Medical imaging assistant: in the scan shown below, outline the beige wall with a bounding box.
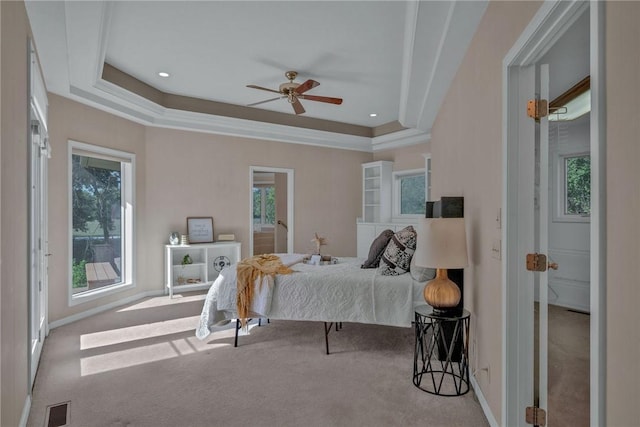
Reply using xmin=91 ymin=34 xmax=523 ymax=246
xmin=1 ymin=2 xmax=30 ymax=425
xmin=374 ymin=142 xmax=430 ymax=171
xmin=605 ymin=3 xmax=640 ymax=426
xmin=46 ymin=95 xmax=371 ymax=323
xmin=47 ymin=94 xmax=147 ymax=322
xmin=428 ymin=0 xmax=542 ymax=419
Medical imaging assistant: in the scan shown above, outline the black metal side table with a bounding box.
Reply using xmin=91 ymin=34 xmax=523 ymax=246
xmin=413 ymin=305 xmax=470 ymax=396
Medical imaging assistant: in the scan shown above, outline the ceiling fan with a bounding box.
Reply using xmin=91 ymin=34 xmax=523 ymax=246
xmin=246 ymin=71 xmax=343 ymax=115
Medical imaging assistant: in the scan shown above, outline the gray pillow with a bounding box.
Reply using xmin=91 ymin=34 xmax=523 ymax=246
xmin=410 ymin=255 xmax=436 ymax=282
xmin=361 ymin=229 xmax=395 ymax=268
xmin=378 ymin=226 xmax=417 ymax=276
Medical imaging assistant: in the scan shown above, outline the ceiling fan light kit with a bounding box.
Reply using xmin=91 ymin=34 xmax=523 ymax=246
xmin=247 ymin=71 xmax=342 ymax=115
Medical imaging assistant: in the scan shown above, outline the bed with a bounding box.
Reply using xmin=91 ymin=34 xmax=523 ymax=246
xmin=195 ymin=253 xmax=428 ymax=352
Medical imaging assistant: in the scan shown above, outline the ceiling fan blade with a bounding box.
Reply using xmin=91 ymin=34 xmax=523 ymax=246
xmin=246 ymin=84 xmax=282 ymax=95
xmin=247 ymin=96 xmax=285 ymax=107
xmin=300 ymin=94 xmax=343 ymax=105
xmin=292 ymin=98 xmax=305 ymax=115
xmin=294 ymin=79 xmax=320 ymax=95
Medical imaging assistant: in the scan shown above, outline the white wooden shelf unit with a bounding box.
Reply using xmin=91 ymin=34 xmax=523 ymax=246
xmin=165 ymin=242 xmax=241 ymax=298
xmin=362 ymin=161 xmax=393 ymax=223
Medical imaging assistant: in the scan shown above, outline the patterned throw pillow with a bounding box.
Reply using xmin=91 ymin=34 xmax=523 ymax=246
xmin=361 ymin=229 xmax=395 ymax=269
xmin=378 ymin=226 xmax=417 ymax=276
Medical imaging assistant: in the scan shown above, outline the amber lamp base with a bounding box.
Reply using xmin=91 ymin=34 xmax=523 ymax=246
xmin=423 ymin=268 xmax=461 ymax=313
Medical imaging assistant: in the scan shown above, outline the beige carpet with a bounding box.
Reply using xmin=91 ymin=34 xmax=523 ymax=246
xmin=548 ymin=304 xmax=590 ymax=427
xmin=28 ymin=292 xmax=489 ymax=427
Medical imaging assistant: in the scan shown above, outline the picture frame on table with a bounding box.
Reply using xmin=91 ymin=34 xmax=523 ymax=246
xmin=187 ymin=217 xmax=214 ymax=243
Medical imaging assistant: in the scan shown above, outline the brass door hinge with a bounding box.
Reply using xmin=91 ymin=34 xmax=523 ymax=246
xmin=526 ymin=253 xmax=559 ymax=272
xmin=526 ymin=253 xmax=547 ymax=272
xmin=527 ymin=99 xmax=548 ymax=120
xmin=525 ymin=406 xmax=547 ymax=426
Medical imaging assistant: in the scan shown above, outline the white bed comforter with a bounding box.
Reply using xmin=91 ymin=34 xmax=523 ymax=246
xmin=196 ymin=254 xmax=424 ymax=340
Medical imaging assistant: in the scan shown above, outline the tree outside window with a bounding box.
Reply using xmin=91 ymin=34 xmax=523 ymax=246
xmin=565 ymin=155 xmax=590 ymax=216
xmin=71 ymin=154 xmax=122 ymax=293
xmin=253 ymin=186 xmax=275 ymax=225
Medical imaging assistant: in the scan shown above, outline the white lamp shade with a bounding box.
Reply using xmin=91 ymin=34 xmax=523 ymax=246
xmin=414 ymin=217 xmax=468 ymax=269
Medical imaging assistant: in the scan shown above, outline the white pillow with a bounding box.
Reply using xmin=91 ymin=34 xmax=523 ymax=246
xmin=410 ymin=255 xmax=436 ymax=282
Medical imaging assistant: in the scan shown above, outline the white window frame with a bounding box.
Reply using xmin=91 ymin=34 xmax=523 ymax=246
xmin=553 ymin=150 xmax=590 ymax=223
xmin=392 ymin=168 xmax=427 ymax=220
xmin=68 ymin=141 xmax=135 ymax=305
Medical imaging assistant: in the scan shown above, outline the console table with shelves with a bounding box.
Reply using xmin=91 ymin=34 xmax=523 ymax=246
xmin=164 ymin=242 xmax=241 ymax=298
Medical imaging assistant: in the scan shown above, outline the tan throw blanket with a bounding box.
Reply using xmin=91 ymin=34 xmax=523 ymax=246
xmin=236 ymin=254 xmax=293 ymax=327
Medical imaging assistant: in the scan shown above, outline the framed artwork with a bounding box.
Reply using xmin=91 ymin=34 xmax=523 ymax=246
xmin=187 ymin=217 xmax=214 ymax=243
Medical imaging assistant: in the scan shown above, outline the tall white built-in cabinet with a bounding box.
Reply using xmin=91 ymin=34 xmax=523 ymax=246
xmin=358 ymin=161 xmax=396 ymax=258
xmin=362 ymin=161 xmax=393 ymax=223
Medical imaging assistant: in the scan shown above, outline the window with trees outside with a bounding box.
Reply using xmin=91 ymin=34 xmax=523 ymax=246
xmin=564 ymin=154 xmax=590 ymax=216
xmin=393 ymin=168 xmax=427 ymax=217
xmin=253 ymin=186 xmax=275 ymax=227
xmin=70 ymin=141 xmax=134 ymax=301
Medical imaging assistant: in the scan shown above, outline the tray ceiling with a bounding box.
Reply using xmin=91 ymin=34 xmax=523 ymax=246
xmin=26 ymin=1 xmax=488 ymax=151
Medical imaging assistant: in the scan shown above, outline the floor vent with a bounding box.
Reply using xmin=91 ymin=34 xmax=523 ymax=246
xmin=44 ymin=401 xmax=70 ymax=427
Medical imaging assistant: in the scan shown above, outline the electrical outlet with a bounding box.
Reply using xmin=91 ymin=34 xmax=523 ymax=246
xmin=491 ymin=239 xmax=502 ymax=260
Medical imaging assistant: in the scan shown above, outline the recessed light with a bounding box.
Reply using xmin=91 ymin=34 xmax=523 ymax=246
xmin=158 ymin=72 xmax=170 ymax=78
xmin=369 ymin=113 xmax=377 ymax=117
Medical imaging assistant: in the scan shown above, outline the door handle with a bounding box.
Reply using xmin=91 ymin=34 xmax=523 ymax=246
xmin=548 ymin=261 xmax=558 ymax=270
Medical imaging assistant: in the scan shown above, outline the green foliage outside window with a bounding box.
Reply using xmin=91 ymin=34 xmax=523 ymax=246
xmin=253 ymin=186 xmax=275 ymax=225
xmin=565 ymin=155 xmax=590 ymax=215
xmin=72 ymin=259 xmax=87 ymax=288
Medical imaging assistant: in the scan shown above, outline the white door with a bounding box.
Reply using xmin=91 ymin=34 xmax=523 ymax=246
xmin=535 ymin=63 xmax=551 ymax=422
xmin=29 ymin=43 xmax=49 ymax=388
xmin=505 ymin=3 xmax=604 ymax=426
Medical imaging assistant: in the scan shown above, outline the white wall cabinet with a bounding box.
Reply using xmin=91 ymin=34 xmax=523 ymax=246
xmin=165 ymin=242 xmax=241 ymax=298
xmin=362 ymin=161 xmax=393 ymax=223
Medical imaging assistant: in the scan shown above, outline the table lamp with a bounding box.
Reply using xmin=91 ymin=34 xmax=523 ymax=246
xmin=414 ymin=217 xmax=468 ymax=314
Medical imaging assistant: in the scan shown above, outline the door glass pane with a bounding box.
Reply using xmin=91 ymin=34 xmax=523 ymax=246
xmin=71 ymin=154 xmax=122 ymax=294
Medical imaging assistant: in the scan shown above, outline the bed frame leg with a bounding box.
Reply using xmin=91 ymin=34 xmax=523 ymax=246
xmin=324 ymin=322 xmax=331 ymax=354
xmin=234 ymin=319 xmax=240 ymax=347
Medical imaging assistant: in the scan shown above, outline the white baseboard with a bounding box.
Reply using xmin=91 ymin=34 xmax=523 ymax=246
xmin=49 ymin=289 xmax=165 ymax=330
xmin=19 ymin=394 xmax=31 ymax=427
xmin=471 ymin=375 xmax=499 ymax=427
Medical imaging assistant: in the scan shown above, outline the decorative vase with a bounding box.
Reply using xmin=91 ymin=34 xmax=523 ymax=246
xmin=169 ymin=232 xmax=180 ymax=245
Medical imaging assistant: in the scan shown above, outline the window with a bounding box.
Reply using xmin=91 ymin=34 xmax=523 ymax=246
xmin=564 ymin=155 xmax=590 ymax=216
xmin=69 ymin=141 xmax=134 ymax=303
xmin=253 ymin=186 xmax=275 ymax=227
xmin=555 ymin=152 xmax=590 ymax=221
xmin=393 ymin=168 xmax=426 ymax=218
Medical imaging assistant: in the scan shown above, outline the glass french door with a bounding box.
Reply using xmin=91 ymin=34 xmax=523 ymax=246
xmin=29 ymin=42 xmax=49 ymax=388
